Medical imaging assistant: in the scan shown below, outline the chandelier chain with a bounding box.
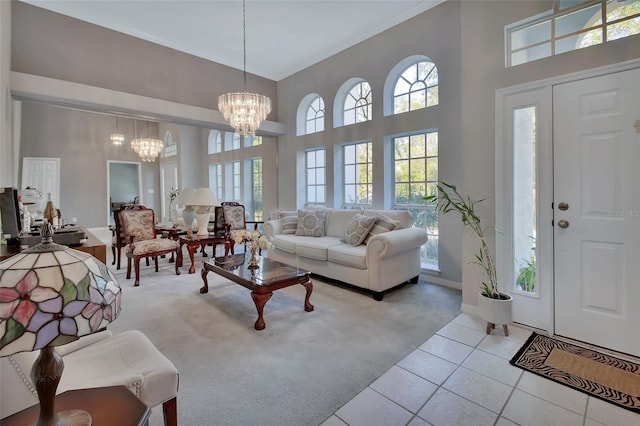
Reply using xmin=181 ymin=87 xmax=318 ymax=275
xmin=243 ymin=0 xmax=247 ymax=90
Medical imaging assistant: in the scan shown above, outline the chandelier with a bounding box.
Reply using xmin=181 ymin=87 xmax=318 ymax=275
xmin=110 ymin=116 xmax=125 ymax=145
xmin=218 ymin=0 xmax=271 ymax=136
xmin=131 ymin=121 xmax=163 ymax=162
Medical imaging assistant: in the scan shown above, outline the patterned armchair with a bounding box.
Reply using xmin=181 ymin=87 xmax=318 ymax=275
xmin=120 ymin=205 xmax=180 ymax=286
xmin=221 ymin=202 xmax=263 ymax=255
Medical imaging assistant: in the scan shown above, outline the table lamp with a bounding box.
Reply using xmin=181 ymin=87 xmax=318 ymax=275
xmin=0 ymin=224 xmax=122 ymax=426
xmin=184 ymin=187 xmax=219 ymax=236
xmin=177 ymin=188 xmax=196 ymax=232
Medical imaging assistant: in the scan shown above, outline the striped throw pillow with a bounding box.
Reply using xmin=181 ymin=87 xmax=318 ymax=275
xmin=363 ymin=214 xmax=400 ymax=244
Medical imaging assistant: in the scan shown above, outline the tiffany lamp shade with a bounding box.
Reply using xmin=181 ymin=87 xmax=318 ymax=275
xmin=0 ymin=224 xmax=122 ymax=425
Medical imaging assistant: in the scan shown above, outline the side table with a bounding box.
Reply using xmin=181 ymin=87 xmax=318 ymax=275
xmin=177 ymin=232 xmax=230 ymax=274
xmin=0 ymin=385 xmax=150 ymax=426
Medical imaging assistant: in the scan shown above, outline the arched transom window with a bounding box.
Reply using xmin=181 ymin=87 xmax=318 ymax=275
xmin=306 ymin=96 xmax=325 ymax=134
xmin=344 ymin=81 xmax=372 ymax=125
xmin=393 ymin=60 xmax=439 ymax=114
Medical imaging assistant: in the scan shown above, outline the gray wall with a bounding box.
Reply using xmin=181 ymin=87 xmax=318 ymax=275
xmin=277 ymin=1 xmax=464 ymax=284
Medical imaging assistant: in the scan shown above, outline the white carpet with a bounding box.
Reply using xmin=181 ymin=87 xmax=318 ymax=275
xmin=97 ymin=235 xmax=461 ymax=426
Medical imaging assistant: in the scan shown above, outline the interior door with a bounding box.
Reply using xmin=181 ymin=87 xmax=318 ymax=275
xmin=553 ymin=68 xmax=640 ymax=356
xmin=21 ymin=157 xmax=60 ymax=206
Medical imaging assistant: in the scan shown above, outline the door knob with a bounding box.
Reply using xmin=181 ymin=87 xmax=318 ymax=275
xmin=558 ymin=220 xmax=569 ymax=228
xmin=558 ymin=202 xmax=569 ymax=211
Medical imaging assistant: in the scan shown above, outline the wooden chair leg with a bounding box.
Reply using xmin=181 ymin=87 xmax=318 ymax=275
xmin=126 ymin=258 xmax=132 ymax=279
xmin=155 ymin=256 xmax=159 ymax=272
xmin=134 ymin=257 xmax=141 ymax=287
xmin=117 ymin=247 xmax=122 ymax=270
xmin=162 ymin=397 xmax=177 ymax=426
xmin=111 ymin=246 xmax=115 ymax=265
xmin=502 ymin=324 xmax=509 ymax=336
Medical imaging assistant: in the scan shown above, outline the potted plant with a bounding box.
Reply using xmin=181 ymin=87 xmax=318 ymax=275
xmin=425 ymin=181 xmax=512 ymax=335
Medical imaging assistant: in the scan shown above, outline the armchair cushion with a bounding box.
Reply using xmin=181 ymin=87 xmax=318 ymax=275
xmin=124 ymin=238 xmax=179 ymax=256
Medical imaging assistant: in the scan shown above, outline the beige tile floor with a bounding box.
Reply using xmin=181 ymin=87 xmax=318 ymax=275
xmin=322 ymin=313 xmax=640 ymax=426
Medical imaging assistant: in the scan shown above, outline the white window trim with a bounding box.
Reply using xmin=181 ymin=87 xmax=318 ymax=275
xmin=383 ymin=54 xmax=434 ymax=116
xmin=333 ymin=77 xmax=367 ymax=128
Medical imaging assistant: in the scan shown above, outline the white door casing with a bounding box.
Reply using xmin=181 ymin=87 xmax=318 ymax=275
xmin=160 ymin=161 xmax=178 ymax=223
xmin=21 ymin=157 xmax=60 ymax=206
xmin=553 ymin=68 xmax=640 ymax=356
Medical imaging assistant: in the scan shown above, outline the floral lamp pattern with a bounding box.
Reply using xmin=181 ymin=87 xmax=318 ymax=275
xmin=0 ymin=248 xmax=122 ymax=356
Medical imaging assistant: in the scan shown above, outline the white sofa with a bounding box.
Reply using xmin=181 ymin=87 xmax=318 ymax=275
xmin=263 ymin=209 xmax=428 ymax=300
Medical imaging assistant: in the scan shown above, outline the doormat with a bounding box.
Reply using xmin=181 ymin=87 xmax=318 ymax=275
xmin=510 ymin=332 xmax=640 ymax=413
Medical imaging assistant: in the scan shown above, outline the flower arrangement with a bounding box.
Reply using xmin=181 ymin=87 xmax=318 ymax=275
xmin=234 ymin=230 xmax=269 ymax=251
xmin=169 ymin=187 xmax=180 ymax=203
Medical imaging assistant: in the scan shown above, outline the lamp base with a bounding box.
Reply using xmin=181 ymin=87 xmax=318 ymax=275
xmin=33 ymin=409 xmax=92 ymax=426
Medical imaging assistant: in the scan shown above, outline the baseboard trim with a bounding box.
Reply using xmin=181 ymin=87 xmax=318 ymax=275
xmin=420 ymin=274 xmax=461 ymax=291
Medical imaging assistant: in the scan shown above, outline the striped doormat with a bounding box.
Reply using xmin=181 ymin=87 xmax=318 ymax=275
xmin=510 ymin=332 xmax=640 ymax=413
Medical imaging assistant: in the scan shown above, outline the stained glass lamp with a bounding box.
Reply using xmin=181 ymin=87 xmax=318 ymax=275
xmin=0 ymin=224 xmax=122 ymax=425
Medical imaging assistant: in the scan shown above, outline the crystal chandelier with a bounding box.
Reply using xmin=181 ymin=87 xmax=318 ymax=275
xmin=131 ymin=121 xmax=163 ymax=162
xmin=218 ymin=0 xmax=271 ymax=136
xmin=110 ymin=116 xmax=125 ymax=145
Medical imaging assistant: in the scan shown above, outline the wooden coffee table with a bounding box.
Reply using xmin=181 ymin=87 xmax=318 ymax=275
xmin=201 ymin=254 xmax=314 ymax=330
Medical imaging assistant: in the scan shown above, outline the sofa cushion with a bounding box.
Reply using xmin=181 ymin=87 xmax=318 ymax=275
xmin=362 ymin=210 xmax=410 ymax=229
xmin=295 ymin=209 xmax=327 ymax=237
xmin=328 ymin=244 xmax=367 ymax=269
xmin=272 ymin=235 xmax=298 ymax=254
xmin=281 ymin=216 xmax=298 ymax=235
xmin=363 ymin=213 xmax=401 ymax=245
xmin=268 ymin=209 xmax=297 ymax=220
xmin=295 ymin=236 xmax=342 ymax=261
xmin=325 ymin=209 xmax=362 ymax=238
xmin=343 ymin=214 xmax=376 ymax=246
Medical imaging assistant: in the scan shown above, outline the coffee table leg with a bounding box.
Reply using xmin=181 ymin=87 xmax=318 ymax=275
xmin=301 ymin=280 xmax=314 ymax=312
xmin=251 ymin=291 xmax=273 ymax=330
xmin=200 ymin=268 xmax=209 ymax=293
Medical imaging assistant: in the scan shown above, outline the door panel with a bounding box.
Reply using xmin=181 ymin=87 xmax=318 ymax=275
xmin=553 ymin=68 xmax=640 ymax=356
xmin=21 ymin=157 xmax=60 ymax=206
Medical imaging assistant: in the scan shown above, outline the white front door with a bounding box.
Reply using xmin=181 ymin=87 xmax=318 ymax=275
xmin=553 ymin=68 xmax=640 ymax=356
xmin=21 ymin=157 xmax=60 ymax=206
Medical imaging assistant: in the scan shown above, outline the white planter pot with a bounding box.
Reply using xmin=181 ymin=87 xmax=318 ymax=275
xmin=478 ymin=292 xmax=513 ymax=326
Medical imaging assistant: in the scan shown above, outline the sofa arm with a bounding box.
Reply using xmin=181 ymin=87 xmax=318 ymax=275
xmin=263 ymin=219 xmax=282 ymax=239
xmin=366 ymin=227 xmax=428 ymax=258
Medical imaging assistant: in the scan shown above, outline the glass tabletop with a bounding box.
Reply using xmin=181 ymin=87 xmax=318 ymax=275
xmin=209 ymin=254 xmax=309 ymax=286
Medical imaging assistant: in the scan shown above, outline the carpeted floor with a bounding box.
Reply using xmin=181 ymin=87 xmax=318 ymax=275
xmin=510 ymin=333 xmax=640 ymax=414
xmin=105 ymin=251 xmax=461 ymax=426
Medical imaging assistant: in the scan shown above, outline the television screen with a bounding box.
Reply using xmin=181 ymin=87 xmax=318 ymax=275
xmin=0 ymin=187 xmax=22 ymax=239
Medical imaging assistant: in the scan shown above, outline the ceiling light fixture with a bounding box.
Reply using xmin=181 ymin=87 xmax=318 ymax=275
xmin=131 ymin=120 xmax=163 ymax=162
xmin=110 ymin=115 xmax=125 ymax=146
xmin=218 ymin=0 xmax=271 ymax=136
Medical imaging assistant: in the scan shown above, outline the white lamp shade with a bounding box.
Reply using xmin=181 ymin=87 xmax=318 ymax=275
xmin=184 ymin=187 xmax=218 ymax=207
xmin=176 ymin=188 xmax=196 ymax=208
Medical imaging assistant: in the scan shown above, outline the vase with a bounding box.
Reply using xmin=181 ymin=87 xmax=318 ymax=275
xmin=248 ymin=246 xmax=259 ymax=269
xmin=478 ymin=291 xmax=513 ymax=335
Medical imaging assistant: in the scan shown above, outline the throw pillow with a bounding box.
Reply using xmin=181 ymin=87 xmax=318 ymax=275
xmin=363 ymin=214 xmax=401 ymax=244
xmin=281 ymin=216 xmax=298 ymax=235
xmin=344 ymin=214 xmax=376 ymax=246
xmin=295 ymin=210 xmax=327 ymax=237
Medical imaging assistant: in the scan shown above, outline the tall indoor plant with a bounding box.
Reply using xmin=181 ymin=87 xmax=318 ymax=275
xmin=425 ymin=181 xmax=512 ymax=334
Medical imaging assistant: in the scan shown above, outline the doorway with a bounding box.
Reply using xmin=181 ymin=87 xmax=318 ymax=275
xmin=107 ymin=161 xmax=142 ymax=226
xmin=496 ymin=61 xmax=640 ymax=356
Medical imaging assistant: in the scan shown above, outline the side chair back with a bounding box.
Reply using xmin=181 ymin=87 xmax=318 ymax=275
xmin=120 ymin=205 xmax=180 ymax=286
xmin=221 ymin=202 xmax=263 ymax=255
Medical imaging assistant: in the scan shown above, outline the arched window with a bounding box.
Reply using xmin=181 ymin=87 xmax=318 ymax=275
xmin=333 ymin=78 xmax=372 ymax=127
xmin=296 ymin=94 xmax=325 ymax=136
xmin=207 ymin=130 xmax=222 ymax=154
xmin=162 ymin=130 xmax=177 ymax=157
xmin=344 ymin=81 xmax=372 ymax=126
xmin=383 ymin=55 xmax=438 ymax=116
xmin=393 ymin=61 xmax=438 ymax=114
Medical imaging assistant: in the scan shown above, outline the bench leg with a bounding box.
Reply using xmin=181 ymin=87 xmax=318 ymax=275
xmin=162 ymin=397 xmax=177 ymax=426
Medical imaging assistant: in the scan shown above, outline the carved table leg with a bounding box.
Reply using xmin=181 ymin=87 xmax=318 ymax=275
xmin=200 ymin=268 xmax=209 ymax=293
xmin=176 ymin=243 xmax=184 ymax=268
xmin=301 ymin=280 xmax=314 ymax=312
xmin=174 ymin=251 xmax=180 ymax=276
xmin=251 ymin=291 xmax=273 ymax=330
xmin=188 ymin=244 xmax=196 ymax=274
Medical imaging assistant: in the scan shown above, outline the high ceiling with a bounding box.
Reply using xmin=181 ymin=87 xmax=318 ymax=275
xmin=19 ymin=0 xmax=445 ymax=81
